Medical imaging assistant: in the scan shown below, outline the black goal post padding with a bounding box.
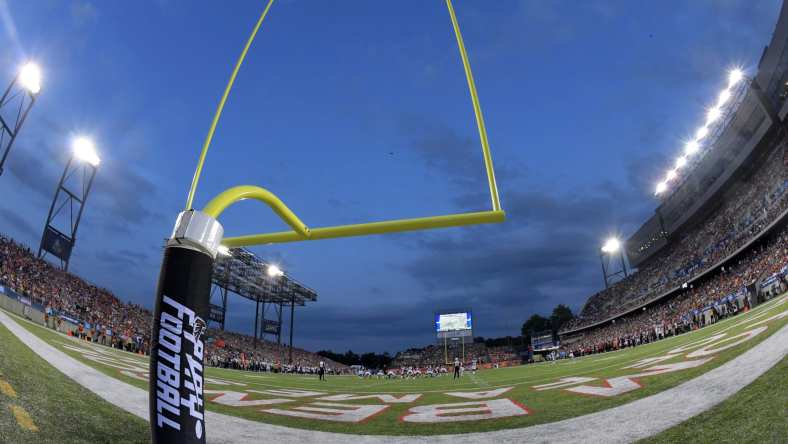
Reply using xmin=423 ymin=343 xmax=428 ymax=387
xmin=149 ymin=245 xmax=214 ymax=444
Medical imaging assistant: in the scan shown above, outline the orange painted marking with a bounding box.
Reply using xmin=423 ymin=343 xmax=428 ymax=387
xmin=9 ymin=405 xmax=38 ymax=432
xmin=0 ymin=379 xmax=17 ymax=398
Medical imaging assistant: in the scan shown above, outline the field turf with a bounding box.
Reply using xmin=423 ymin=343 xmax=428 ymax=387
xmin=0 ymin=321 xmax=148 ymax=443
xmin=0 ymin=294 xmax=785 ymax=441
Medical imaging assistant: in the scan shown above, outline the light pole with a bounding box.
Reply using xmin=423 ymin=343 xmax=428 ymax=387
xmin=600 ymin=237 xmax=628 ymax=289
xmin=653 ymin=68 xmax=748 ymax=198
xmin=0 ymin=62 xmax=41 ymax=176
xmin=38 ymin=137 xmax=100 ymax=271
xmin=253 ymin=264 xmax=284 ymax=349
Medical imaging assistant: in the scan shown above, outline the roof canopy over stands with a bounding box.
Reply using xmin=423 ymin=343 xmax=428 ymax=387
xmin=212 ymin=248 xmax=317 ymax=306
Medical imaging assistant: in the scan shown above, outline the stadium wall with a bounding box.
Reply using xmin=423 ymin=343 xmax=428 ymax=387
xmin=0 ymin=287 xmax=80 ymax=334
xmin=0 ymin=287 xmax=44 ymax=325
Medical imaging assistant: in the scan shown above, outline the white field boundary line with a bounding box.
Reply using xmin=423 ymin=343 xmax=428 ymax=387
xmin=6 ymin=294 xmax=783 ymax=398
xmin=2 ymin=308 xmax=787 ymax=443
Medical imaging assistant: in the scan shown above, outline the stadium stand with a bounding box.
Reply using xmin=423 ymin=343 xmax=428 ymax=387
xmin=0 ymin=234 xmax=340 ymax=371
xmin=560 ymin=22 xmax=788 ymax=351
xmin=563 ymin=136 xmax=788 ymax=333
xmin=0 ymin=234 xmax=152 ymax=352
xmin=205 ymin=329 xmax=349 ymax=374
xmin=562 ymin=222 xmax=787 ymax=356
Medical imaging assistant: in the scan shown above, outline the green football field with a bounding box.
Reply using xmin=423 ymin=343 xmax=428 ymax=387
xmin=0 ymin=294 xmax=786 ymax=442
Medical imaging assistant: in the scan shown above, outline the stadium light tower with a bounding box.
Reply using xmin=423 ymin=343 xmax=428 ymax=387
xmin=217 ymin=245 xmax=231 ymax=257
xmin=267 ymin=264 xmax=284 ymax=277
xmin=38 ymin=136 xmax=100 ymax=271
xmin=254 ymin=263 xmax=284 ymax=349
xmin=0 ymin=62 xmax=42 ymax=176
xmin=653 ymin=67 xmax=750 ymax=198
xmin=599 ymin=237 xmax=628 ymax=289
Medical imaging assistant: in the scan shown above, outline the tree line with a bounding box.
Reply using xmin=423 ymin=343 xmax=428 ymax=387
xmin=316 ymin=349 xmax=393 ymax=369
xmin=478 ymin=303 xmax=575 ymax=347
xmin=520 ymin=303 xmax=574 ymax=340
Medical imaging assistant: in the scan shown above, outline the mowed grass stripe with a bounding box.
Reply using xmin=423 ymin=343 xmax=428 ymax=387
xmin=0 ymin=320 xmax=149 ymax=443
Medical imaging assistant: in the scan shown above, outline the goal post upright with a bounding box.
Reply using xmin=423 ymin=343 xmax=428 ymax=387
xmin=148 ymin=1 xmax=505 ymax=443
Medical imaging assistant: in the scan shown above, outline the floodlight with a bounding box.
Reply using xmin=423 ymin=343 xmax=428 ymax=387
xmin=706 ymin=107 xmax=722 ymax=125
xmin=18 ymin=62 xmax=41 ymax=95
xmin=217 ymin=245 xmax=231 ymax=256
xmin=685 ymin=140 xmax=700 ymax=156
xmin=601 ymin=238 xmax=621 ymax=253
xmin=728 ymin=68 xmax=744 ymax=88
xmin=72 ymin=137 xmax=100 ymax=166
xmin=666 ymin=169 xmax=677 ymax=181
xmin=695 ymin=126 xmax=709 ymax=141
xmin=655 ymin=182 xmax=667 ymax=195
xmin=717 ymin=89 xmax=731 ymax=107
xmin=267 ymin=264 xmax=284 ymax=277
xmin=676 ymin=156 xmax=688 ymax=169
xmin=40 ymin=133 xmax=99 ymax=271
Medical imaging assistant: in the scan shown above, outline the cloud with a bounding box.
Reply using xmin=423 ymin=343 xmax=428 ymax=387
xmin=94 ymin=248 xmax=149 ymax=270
xmin=6 ymin=133 xmax=64 ymax=202
xmin=388 ymin=117 xmax=657 ymax=338
xmin=400 ymin=186 xmax=638 ymax=305
xmin=0 ymin=0 xmax=22 ymax=57
xmin=401 ymin=117 xmax=525 ymax=199
xmin=0 ymin=206 xmax=38 ymax=241
xmin=70 ymin=1 xmax=98 ymax=26
xmin=90 ymin=163 xmax=165 ymax=233
xmin=224 ymin=300 xmax=445 ymax=354
xmin=7 ymin=134 xmax=165 ymax=236
xmin=267 ymin=175 xmax=656 ymax=353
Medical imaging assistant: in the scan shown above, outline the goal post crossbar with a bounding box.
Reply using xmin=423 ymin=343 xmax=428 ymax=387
xmin=189 ymin=0 xmax=504 ymax=247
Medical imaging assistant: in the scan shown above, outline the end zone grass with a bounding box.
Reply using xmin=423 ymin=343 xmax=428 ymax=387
xmin=0 ymin=294 xmax=785 ymax=441
xmin=0 ymin=321 xmax=148 ymax=443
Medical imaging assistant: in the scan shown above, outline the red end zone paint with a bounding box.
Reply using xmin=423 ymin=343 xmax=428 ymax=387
xmin=511 ymin=399 xmax=531 ymax=415
xmin=400 ymin=399 xmax=529 ymax=423
xmin=565 ymin=358 xmax=714 ymax=397
xmin=204 ymin=390 xmax=291 ymax=407
xmin=262 ymin=403 xmax=390 ymax=423
xmin=445 ymin=387 xmax=513 ymax=399
xmin=317 ymin=393 xmax=422 ymax=403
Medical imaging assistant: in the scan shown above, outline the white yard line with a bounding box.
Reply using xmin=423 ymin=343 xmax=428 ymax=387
xmin=1 ymin=307 xmax=786 ymax=443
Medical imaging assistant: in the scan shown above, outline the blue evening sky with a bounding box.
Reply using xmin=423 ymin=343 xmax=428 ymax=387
xmin=0 ymin=0 xmax=781 ymax=353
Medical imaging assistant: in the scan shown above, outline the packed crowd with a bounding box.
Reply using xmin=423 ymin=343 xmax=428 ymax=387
xmin=0 ymin=234 xmax=347 ymax=369
xmin=565 ymin=140 xmax=788 ymax=331
xmin=0 ymin=234 xmax=152 ymax=353
xmin=563 ymin=223 xmax=788 ymax=356
xmin=205 ymin=329 xmax=349 ymax=374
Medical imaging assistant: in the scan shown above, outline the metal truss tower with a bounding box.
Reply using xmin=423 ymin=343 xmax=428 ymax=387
xmin=0 ymin=65 xmax=39 ymax=176
xmin=38 ymin=152 xmax=98 ymax=271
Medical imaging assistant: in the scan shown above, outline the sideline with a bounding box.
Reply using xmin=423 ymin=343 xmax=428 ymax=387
xmin=204 ymin=295 xmax=788 ymax=394
xmin=0 ymin=309 xmax=786 ymax=443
